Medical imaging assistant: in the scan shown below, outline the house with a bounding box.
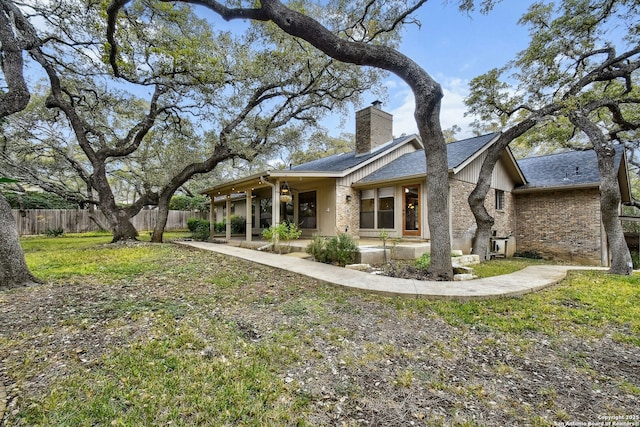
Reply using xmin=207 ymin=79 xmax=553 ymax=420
xmin=201 ymin=103 xmax=631 ymax=266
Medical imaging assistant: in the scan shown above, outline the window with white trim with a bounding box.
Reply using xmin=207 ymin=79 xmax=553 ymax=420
xmin=360 ymin=189 xmax=375 ymax=229
xmin=360 ymin=187 xmax=395 ymax=229
xmin=495 ymin=189 xmax=505 ymax=211
xmin=377 ymin=187 xmax=395 ymax=229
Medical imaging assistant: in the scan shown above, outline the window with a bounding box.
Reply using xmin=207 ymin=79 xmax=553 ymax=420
xmin=360 ymin=189 xmax=375 ymax=229
xmin=377 ymin=187 xmax=395 ymax=229
xmin=298 ymin=191 xmax=317 ymax=229
xmin=361 ymin=188 xmax=394 ymax=229
xmin=495 ymin=189 xmax=505 ymax=211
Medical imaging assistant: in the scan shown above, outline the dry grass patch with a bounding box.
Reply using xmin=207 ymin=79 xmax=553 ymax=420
xmin=0 ymin=234 xmax=638 ymax=426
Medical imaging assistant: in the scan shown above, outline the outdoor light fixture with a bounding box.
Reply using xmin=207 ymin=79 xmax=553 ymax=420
xmin=280 ymin=181 xmax=292 ymax=203
xmin=346 ymin=195 xmax=352 ymax=202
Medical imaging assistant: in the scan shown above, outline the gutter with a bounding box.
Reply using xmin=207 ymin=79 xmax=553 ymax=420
xmin=511 ymin=182 xmax=599 ymax=194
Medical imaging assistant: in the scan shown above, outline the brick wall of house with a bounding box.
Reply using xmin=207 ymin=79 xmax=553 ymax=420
xmin=515 ymin=188 xmax=602 ymax=264
xmin=449 ymin=179 xmax=516 ymax=254
xmin=335 ymin=185 xmax=360 ymax=236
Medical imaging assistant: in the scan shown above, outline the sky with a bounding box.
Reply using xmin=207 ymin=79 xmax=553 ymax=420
xmin=378 ymin=1 xmax=535 ymax=139
xmin=327 ymin=0 xmax=537 ymax=139
xmin=193 ymin=1 xmax=537 ymax=141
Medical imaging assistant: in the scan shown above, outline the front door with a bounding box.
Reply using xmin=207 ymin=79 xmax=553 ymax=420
xmin=403 ymin=185 xmax=420 ymax=237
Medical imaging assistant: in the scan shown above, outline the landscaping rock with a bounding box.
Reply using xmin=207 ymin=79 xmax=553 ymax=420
xmin=454 ymin=273 xmax=478 ymax=281
xmin=345 ymin=263 xmax=371 ymax=271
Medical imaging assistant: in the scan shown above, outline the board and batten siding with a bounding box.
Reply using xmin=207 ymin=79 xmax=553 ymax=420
xmin=453 ymin=150 xmax=516 ymax=191
xmin=336 ymin=143 xmax=419 ymax=188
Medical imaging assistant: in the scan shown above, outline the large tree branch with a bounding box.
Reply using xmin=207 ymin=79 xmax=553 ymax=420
xmin=0 ymin=0 xmax=33 ymax=117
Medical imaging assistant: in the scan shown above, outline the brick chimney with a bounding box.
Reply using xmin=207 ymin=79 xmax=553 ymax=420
xmin=355 ymin=100 xmax=393 ymax=156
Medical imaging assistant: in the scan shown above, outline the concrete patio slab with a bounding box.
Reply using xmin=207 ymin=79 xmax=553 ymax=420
xmin=176 ymin=241 xmax=607 ymax=301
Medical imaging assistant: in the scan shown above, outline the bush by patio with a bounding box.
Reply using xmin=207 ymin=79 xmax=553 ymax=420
xmin=306 ymin=233 xmax=357 ymax=266
xmin=187 ymin=218 xmax=210 ymax=241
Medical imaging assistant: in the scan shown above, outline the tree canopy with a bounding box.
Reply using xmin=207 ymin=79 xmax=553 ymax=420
xmin=2 ymin=0 xmax=384 ymax=242
xmin=464 ymin=0 xmax=639 ymax=272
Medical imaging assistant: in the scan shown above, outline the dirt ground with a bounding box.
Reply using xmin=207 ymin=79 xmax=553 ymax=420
xmin=1 ymin=246 xmax=638 ymax=426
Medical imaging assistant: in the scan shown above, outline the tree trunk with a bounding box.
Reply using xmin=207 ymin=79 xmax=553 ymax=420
xmin=469 ymin=190 xmax=494 ymax=261
xmin=469 ymin=140 xmax=500 ymax=261
xmin=151 ymin=199 xmax=170 ymax=243
xmin=597 ymin=148 xmax=632 ymax=274
xmin=416 ymin=94 xmax=453 ymax=280
xmin=109 ymin=210 xmax=139 ymax=242
xmin=570 ymin=112 xmax=632 ymax=275
xmin=468 ymin=119 xmax=547 ymax=261
xmin=99 ymin=199 xmax=139 ymax=242
xmin=0 ymin=194 xmax=41 ymax=289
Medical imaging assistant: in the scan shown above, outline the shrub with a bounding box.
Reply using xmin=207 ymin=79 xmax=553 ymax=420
xmin=187 ymin=217 xmax=201 ymax=232
xmin=631 ymin=251 xmax=640 ymax=270
xmin=415 ymin=253 xmax=431 ymax=270
xmin=262 ymin=222 xmax=302 ymax=254
xmin=169 ymin=195 xmax=209 ymax=211
xmin=208 ymin=216 xmax=246 ymax=234
xmin=188 ymin=219 xmax=210 ymax=241
xmin=306 ymin=233 xmax=357 ymax=266
xmin=514 ymin=251 xmax=543 ymax=260
xmin=230 ymin=215 xmax=246 ymax=234
xmin=326 ymin=233 xmax=357 ymax=266
xmin=306 ymin=234 xmax=329 ymax=263
xmin=2 ymin=191 xmax=79 ymax=209
xmin=45 ymin=227 xmax=65 ymax=237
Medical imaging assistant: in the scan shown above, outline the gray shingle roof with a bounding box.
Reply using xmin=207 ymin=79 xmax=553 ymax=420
xmin=288 ymin=135 xmax=415 ymax=173
xmin=516 ymin=145 xmax=625 ymax=189
xmin=358 ymin=132 xmax=499 ymax=184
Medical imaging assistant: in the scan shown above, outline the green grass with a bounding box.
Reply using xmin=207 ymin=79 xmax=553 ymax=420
xmin=471 ymin=257 xmax=556 ymax=278
xmin=19 ymin=312 xmax=306 ymax=426
xmin=6 ymin=233 xmax=639 ymax=425
xmin=402 ymin=271 xmax=640 ymax=345
xmin=22 ymin=231 xmax=191 ymax=281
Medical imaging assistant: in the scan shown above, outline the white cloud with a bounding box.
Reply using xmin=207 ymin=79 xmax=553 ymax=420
xmin=387 ymin=76 xmax=477 ymax=139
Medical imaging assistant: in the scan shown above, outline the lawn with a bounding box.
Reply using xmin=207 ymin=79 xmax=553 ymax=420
xmin=0 ymin=234 xmax=638 ymax=426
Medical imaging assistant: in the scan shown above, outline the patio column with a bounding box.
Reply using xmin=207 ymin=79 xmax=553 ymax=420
xmin=209 ymin=197 xmax=215 ymax=240
xmin=225 ymin=195 xmax=231 ymax=241
xmin=245 ymin=189 xmax=252 ymax=242
xmin=273 ymin=181 xmax=281 ymax=229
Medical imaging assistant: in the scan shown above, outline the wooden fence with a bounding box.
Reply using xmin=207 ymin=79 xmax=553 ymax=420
xmin=10 ymin=209 xmax=208 ymax=236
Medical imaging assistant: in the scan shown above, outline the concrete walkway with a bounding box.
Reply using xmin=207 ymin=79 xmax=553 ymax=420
xmin=177 ymin=241 xmax=606 ymax=301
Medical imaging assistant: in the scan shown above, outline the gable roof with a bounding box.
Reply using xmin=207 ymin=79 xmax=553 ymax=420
xmin=200 ymin=134 xmax=421 ymax=196
xmin=513 ymin=145 xmax=631 ymax=202
xmin=515 ymin=144 xmax=625 ymax=186
xmin=287 ymin=134 xmax=417 ymax=173
xmin=356 ymin=132 xmax=504 ymax=185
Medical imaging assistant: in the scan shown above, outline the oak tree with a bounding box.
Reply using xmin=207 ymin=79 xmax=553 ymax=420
xmin=107 ymin=0 xmax=497 ymax=279
xmin=464 ymin=0 xmax=639 ymax=274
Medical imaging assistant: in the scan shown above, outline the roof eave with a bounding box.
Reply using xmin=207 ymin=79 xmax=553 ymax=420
xmin=618 ymin=149 xmax=632 ymax=203
xmin=512 ymin=182 xmax=599 ymax=194
xmin=353 ymin=173 xmax=428 ymax=189
xmin=341 ymin=135 xmax=422 ymax=177
xmin=269 ymin=171 xmax=342 ymax=179
xmin=450 ymin=133 xmax=500 ymax=174
xmin=200 ymin=171 xmax=271 ymax=195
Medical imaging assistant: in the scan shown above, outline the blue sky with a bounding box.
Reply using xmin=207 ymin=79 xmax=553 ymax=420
xmin=380 ymin=1 xmax=535 ymax=138
xmin=341 ymin=1 xmax=537 ymax=139
xmin=197 ymin=2 xmax=537 ymax=140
